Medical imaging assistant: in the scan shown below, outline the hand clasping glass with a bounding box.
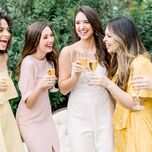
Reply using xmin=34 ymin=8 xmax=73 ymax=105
xmin=0 ymin=70 xmax=12 ymax=103
xmin=46 ymin=61 xmax=59 ymax=93
xmin=132 ymin=73 xmax=144 ymax=111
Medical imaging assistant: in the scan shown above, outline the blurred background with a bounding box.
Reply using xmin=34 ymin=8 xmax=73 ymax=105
xmin=0 ymin=0 xmax=152 ymax=115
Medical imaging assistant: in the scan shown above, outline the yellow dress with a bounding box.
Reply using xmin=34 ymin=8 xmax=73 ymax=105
xmin=113 ymin=55 xmax=152 ymax=152
xmin=0 ymin=75 xmax=24 ymax=152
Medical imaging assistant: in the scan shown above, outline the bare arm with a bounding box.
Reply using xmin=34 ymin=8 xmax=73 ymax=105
xmin=89 ymin=74 xmax=135 ymax=110
xmin=19 ymin=58 xmax=56 ymax=108
xmin=59 ymin=46 xmax=83 ymax=95
xmin=25 ymin=75 xmax=55 ymax=108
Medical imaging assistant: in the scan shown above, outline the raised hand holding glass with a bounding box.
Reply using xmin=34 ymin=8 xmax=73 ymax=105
xmin=132 ymin=72 xmax=144 ymax=110
xmin=46 ymin=61 xmax=59 ymax=93
xmin=88 ymin=51 xmax=97 ymax=72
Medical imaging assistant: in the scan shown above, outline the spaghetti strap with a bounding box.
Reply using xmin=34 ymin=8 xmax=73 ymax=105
xmin=68 ymin=46 xmax=77 ymax=63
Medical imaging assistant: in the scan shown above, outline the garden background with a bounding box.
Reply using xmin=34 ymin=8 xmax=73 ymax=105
xmin=0 ymin=0 xmax=152 ymax=115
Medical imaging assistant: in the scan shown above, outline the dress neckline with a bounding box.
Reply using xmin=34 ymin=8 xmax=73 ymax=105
xmin=29 ymin=55 xmax=46 ymax=63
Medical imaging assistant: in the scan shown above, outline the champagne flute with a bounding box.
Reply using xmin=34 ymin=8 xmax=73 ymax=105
xmin=88 ymin=51 xmax=97 ymax=72
xmin=46 ymin=61 xmax=59 ymax=93
xmin=78 ymin=51 xmax=87 ymax=70
xmin=132 ymin=72 xmax=144 ymax=110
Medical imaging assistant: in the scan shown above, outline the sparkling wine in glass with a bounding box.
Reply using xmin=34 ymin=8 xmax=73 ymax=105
xmin=132 ymin=73 xmax=144 ymax=110
xmin=79 ymin=51 xmax=87 ymax=70
xmin=88 ymin=51 xmax=97 ymax=72
xmin=47 ymin=61 xmax=59 ymax=93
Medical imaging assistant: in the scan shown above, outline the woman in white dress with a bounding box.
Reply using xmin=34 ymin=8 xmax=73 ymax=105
xmin=59 ymin=6 xmax=114 ymax=152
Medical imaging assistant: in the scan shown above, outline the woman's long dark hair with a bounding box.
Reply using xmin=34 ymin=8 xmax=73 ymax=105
xmin=74 ymin=5 xmax=110 ymax=70
xmin=0 ymin=12 xmax=12 ymax=53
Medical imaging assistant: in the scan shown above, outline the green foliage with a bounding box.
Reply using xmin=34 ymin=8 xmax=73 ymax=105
xmin=132 ymin=1 xmax=152 ymax=51
xmin=0 ymin=0 xmax=152 ymax=114
xmin=49 ymin=91 xmax=69 ymax=113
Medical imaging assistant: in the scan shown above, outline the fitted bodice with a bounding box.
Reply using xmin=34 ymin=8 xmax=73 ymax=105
xmin=71 ymin=63 xmax=108 ymax=94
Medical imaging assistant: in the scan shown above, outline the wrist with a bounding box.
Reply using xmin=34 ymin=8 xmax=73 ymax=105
xmin=36 ymin=85 xmax=45 ymax=93
xmin=71 ymin=73 xmax=79 ymax=82
xmin=106 ymin=79 xmax=115 ymax=91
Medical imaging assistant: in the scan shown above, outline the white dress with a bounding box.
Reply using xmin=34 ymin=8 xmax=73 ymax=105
xmin=68 ymin=63 xmax=114 ymax=152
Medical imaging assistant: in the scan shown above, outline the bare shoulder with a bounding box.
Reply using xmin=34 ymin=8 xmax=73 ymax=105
xmin=59 ymin=44 xmax=76 ymax=60
xmin=60 ymin=44 xmax=75 ymax=55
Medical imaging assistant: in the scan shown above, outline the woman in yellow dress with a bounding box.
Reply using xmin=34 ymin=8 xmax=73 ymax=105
xmin=89 ymin=17 xmax=152 ymax=151
xmin=0 ymin=12 xmax=24 ymax=152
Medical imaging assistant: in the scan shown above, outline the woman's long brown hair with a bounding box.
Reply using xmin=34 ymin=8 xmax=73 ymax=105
xmin=73 ymin=5 xmax=110 ymax=70
xmin=16 ymin=21 xmax=58 ymax=80
xmin=0 ymin=12 xmax=12 ymax=53
xmin=107 ymin=17 xmax=148 ymax=90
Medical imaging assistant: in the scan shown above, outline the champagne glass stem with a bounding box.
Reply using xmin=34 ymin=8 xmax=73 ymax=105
xmin=133 ymin=88 xmax=144 ymax=110
xmin=47 ymin=61 xmax=59 ymax=93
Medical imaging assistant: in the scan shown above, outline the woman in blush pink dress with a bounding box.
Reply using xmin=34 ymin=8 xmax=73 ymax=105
xmin=16 ymin=21 xmax=60 ymax=152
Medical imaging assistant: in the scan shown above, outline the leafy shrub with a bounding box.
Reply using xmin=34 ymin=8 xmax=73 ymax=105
xmin=0 ymin=0 xmax=151 ymax=114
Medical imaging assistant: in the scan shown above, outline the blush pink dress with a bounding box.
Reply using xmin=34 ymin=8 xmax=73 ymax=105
xmin=16 ymin=55 xmax=60 ymax=152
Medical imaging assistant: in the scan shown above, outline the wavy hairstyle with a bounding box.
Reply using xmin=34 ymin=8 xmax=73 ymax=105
xmin=107 ymin=17 xmax=148 ymax=90
xmin=16 ymin=21 xmax=58 ymax=80
xmin=73 ymin=5 xmax=110 ymax=70
xmin=0 ymin=12 xmax=12 ymax=53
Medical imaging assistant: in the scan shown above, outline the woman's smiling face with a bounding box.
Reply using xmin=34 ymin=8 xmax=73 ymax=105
xmin=103 ymin=27 xmax=120 ymax=54
xmin=75 ymin=11 xmax=94 ymax=40
xmin=0 ymin=19 xmax=11 ymax=51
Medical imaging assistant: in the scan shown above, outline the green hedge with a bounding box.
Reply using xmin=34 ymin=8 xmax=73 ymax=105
xmin=0 ymin=0 xmax=151 ymax=114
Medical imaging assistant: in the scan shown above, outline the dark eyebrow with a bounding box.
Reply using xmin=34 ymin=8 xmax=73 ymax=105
xmin=42 ymin=34 xmax=48 ymax=37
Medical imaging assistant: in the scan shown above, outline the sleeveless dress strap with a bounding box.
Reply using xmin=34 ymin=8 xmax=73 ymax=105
xmin=68 ymin=46 xmax=77 ymax=63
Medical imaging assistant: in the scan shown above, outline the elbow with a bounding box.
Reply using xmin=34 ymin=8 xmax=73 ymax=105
xmin=26 ymin=103 xmax=33 ymax=109
xmin=124 ymin=104 xmax=133 ymax=110
xmin=119 ymin=100 xmax=134 ymax=110
xmin=60 ymin=91 xmax=68 ymax=96
xmin=25 ymin=100 xmax=34 ymax=109
xmin=58 ymin=83 xmax=69 ymax=95
xmin=59 ymin=88 xmax=69 ymax=95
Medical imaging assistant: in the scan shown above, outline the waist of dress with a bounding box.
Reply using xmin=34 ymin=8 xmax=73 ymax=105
xmin=74 ymin=83 xmax=106 ymax=91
